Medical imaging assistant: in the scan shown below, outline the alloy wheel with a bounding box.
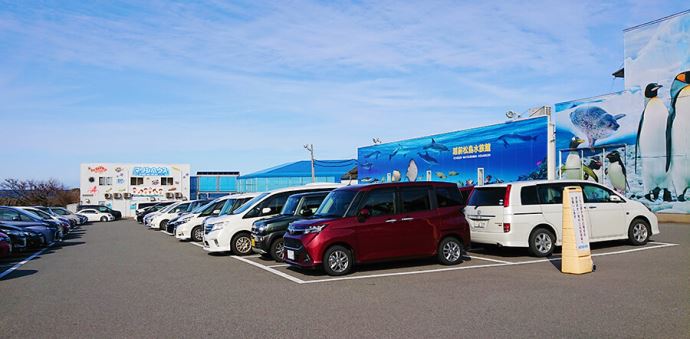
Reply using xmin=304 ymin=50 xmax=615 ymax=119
xmin=328 ymin=250 xmax=349 ymax=273
xmin=193 ymin=228 xmax=203 ymax=241
xmin=274 ymin=241 xmax=285 ymax=259
xmin=632 ymin=223 xmax=648 ymax=243
xmin=235 ymin=236 xmax=251 ymax=254
xmin=442 ymin=241 xmax=462 ymax=262
xmin=535 ymin=233 xmax=552 ymax=254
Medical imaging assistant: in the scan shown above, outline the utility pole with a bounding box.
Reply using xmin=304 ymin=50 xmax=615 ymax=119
xmin=304 ymin=144 xmax=315 ymax=183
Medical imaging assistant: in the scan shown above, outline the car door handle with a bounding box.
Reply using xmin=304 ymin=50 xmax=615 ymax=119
xmin=385 ymin=219 xmax=398 ymax=223
xmin=401 ymin=217 xmax=414 ymax=221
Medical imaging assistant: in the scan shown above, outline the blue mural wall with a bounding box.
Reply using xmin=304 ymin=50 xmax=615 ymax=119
xmin=358 ymin=116 xmax=548 ymax=186
xmin=555 ymin=11 xmax=690 ymax=213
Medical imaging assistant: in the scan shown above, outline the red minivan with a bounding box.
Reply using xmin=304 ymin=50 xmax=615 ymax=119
xmin=283 ymin=182 xmax=471 ymax=276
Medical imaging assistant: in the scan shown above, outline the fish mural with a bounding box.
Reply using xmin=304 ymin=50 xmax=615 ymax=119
xmin=417 ymin=152 xmax=439 ymax=165
xmin=363 ymin=151 xmax=381 ymax=159
xmin=360 ymin=177 xmax=379 ymax=184
xmin=496 ymin=133 xmax=538 ymax=148
xmin=569 ymin=106 xmax=625 ymax=147
xmin=358 ymin=116 xmax=548 ymax=186
xmin=423 ymin=138 xmax=450 ymax=153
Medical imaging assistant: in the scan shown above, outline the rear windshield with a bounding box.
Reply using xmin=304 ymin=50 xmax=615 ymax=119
xmin=467 ymin=187 xmax=506 ymax=206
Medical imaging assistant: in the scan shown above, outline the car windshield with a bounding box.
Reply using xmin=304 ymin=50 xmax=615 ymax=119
xmin=194 ymin=200 xmax=217 ymax=214
xmin=159 ymin=203 xmax=178 ymax=213
xmin=51 ymin=208 xmax=69 ymax=215
xmin=314 ymin=190 xmax=356 ymax=218
xmin=280 ymin=195 xmax=302 ymax=216
xmin=28 ymin=208 xmax=53 ymax=219
xmin=233 ymin=193 xmax=269 ymax=215
xmin=219 ymin=198 xmax=248 ymax=216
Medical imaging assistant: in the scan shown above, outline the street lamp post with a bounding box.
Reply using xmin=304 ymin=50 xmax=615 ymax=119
xmin=304 ymin=144 xmax=315 ymax=183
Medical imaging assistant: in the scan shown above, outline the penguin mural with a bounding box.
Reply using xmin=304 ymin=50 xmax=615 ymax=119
xmin=561 ymin=137 xmax=585 ymax=179
xmin=583 ymin=156 xmax=602 ymax=183
xmin=605 ymin=151 xmax=628 ymax=194
xmin=666 ymin=71 xmax=690 ymax=201
xmin=637 ymin=83 xmax=672 ymax=201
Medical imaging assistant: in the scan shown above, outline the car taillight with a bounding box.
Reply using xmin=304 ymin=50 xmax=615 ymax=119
xmin=503 ymin=184 xmax=512 ymax=207
xmin=503 ymin=223 xmax=511 ymax=233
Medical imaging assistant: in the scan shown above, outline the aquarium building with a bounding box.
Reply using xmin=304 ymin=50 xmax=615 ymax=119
xmin=237 ymin=159 xmax=357 ymax=192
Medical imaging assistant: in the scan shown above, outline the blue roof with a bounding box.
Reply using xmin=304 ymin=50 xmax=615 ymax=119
xmin=238 ymin=160 xmax=357 ymax=179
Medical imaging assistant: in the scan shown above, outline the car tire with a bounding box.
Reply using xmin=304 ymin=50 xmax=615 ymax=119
xmin=270 ymin=238 xmax=285 ymax=262
xmin=159 ymin=220 xmax=168 ymax=231
xmin=231 ymin=232 xmax=252 ymax=256
xmin=438 ymin=237 xmax=464 ymax=265
xmin=529 ymin=228 xmax=556 ymax=257
xmin=628 ymin=219 xmax=650 ymax=246
xmin=100 ymin=216 xmax=107 ymax=222
xmin=323 ymin=245 xmax=353 ymax=276
xmin=191 ymin=226 xmax=203 ymax=242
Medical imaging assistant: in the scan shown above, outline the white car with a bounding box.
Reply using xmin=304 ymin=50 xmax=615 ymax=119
xmin=203 ymin=183 xmax=341 ymax=255
xmin=77 ymin=209 xmax=115 ymax=222
xmin=464 ymin=180 xmax=659 ymax=257
xmin=149 ymin=201 xmax=193 ymax=230
xmin=175 ymin=193 xmax=258 ymax=242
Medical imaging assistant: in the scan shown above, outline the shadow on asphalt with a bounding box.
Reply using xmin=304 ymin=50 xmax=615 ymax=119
xmin=0 ymin=226 xmax=88 ymax=280
xmin=284 ymin=255 xmax=475 ymax=277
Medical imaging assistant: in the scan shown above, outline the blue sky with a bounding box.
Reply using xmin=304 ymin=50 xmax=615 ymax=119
xmin=1 ymin=1 xmax=688 ymax=187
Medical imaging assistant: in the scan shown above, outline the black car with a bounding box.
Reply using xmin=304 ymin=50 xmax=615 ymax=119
xmin=165 ymin=199 xmax=211 ymax=233
xmin=0 ymin=224 xmax=29 ymax=252
xmin=251 ymin=191 xmax=331 ymax=261
xmin=135 ymin=202 xmax=174 ymax=223
xmin=78 ymin=205 xmax=122 ymax=220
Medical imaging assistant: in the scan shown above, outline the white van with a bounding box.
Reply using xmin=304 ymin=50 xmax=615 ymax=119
xmin=175 ymin=193 xmax=258 ymax=242
xmin=149 ymin=201 xmax=192 ymax=230
xmin=464 ymin=180 xmax=659 ymax=257
xmin=203 ymin=183 xmax=342 ymax=255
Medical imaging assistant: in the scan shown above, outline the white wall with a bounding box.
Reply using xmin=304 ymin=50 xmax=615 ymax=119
xmin=80 ymin=163 xmax=191 ymax=218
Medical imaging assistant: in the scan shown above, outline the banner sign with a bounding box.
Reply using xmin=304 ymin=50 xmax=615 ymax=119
xmin=132 ymin=166 xmax=170 ymax=177
xmin=568 ymin=190 xmax=590 ymax=251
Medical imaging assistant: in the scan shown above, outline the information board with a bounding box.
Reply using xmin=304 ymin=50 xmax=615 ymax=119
xmin=568 ymin=190 xmax=590 ymax=251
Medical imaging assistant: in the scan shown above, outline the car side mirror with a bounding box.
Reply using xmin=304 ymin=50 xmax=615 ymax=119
xmin=357 ymin=208 xmax=370 ymax=222
xmin=300 ymin=208 xmax=313 ymax=217
xmin=609 ymin=195 xmax=623 ymax=203
xmin=12 ymin=216 xmax=21 ymax=221
xmin=261 ymin=207 xmax=272 ymax=215
xmin=212 ymin=209 xmax=221 ymax=214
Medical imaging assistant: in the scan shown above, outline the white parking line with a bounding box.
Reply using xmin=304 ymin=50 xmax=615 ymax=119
xmin=188 ymin=242 xmax=204 ymax=248
xmin=469 ymin=255 xmax=512 ymax=265
xmin=231 ymin=242 xmax=680 ymax=284
xmin=0 ymin=243 xmax=54 ymax=280
xmin=232 ymin=255 xmax=306 ymax=284
xmin=162 ymin=231 xmax=173 ymax=236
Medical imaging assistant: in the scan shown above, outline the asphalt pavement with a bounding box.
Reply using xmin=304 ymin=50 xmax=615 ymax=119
xmin=1 ymin=220 xmax=688 ymax=338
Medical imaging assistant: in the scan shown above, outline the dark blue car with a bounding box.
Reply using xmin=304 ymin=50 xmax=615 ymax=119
xmin=0 ymin=206 xmax=61 ymax=243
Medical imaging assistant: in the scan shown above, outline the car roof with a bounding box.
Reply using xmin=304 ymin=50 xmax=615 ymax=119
xmin=476 ymin=179 xmax=594 ymax=188
xmin=266 ymin=183 xmax=342 ymax=194
xmin=338 ymin=181 xmax=458 ymax=192
xmin=287 ymin=191 xmax=331 ymax=198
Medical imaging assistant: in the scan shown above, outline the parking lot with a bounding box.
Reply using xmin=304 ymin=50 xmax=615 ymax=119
xmin=1 ymin=220 xmax=688 ymax=337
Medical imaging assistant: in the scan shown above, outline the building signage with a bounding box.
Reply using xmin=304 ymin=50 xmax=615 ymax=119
xmin=132 ymin=166 xmax=170 ymax=177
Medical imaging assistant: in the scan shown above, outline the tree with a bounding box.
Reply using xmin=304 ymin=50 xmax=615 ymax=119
xmin=0 ymin=178 xmax=79 ymax=206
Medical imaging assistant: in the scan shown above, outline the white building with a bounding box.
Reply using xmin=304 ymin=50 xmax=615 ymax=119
xmin=80 ymin=163 xmax=191 ymax=218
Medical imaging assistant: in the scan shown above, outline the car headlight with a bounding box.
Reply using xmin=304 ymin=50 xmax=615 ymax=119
xmin=7 ymin=230 xmax=21 ymax=236
xmin=210 ymin=221 xmax=229 ymax=232
xmin=304 ymin=224 xmax=327 ymax=234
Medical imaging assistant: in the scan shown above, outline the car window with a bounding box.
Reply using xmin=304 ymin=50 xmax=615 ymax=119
xmin=400 ymin=187 xmax=431 ymax=213
xmin=0 ymin=208 xmax=20 ymax=221
xmin=467 ymin=187 xmax=506 ymax=206
xmin=582 ymin=184 xmax=612 ymax=203
xmin=302 ymin=195 xmax=326 ymax=213
xmin=520 ymin=186 xmax=539 ymax=205
xmin=436 ymin=187 xmax=463 ymax=208
xmin=18 ymin=210 xmax=36 ymax=221
xmin=259 ymin=193 xmax=289 ymax=216
xmin=361 ymin=189 xmax=396 ymax=217
xmin=537 ymin=184 xmax=567 ymax=204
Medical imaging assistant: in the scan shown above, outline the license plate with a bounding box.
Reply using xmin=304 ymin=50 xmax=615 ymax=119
xmin=251 ymin=238 xmax=255 ymax=247
xmin=474 ymin=220 xmax=487 ymax=228
xmin=286 ymin=250 xmax=295 ymax=260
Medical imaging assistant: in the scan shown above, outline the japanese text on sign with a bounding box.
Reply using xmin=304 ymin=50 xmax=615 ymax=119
xmin=569 ymin=191 xmax=590 ymax=251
